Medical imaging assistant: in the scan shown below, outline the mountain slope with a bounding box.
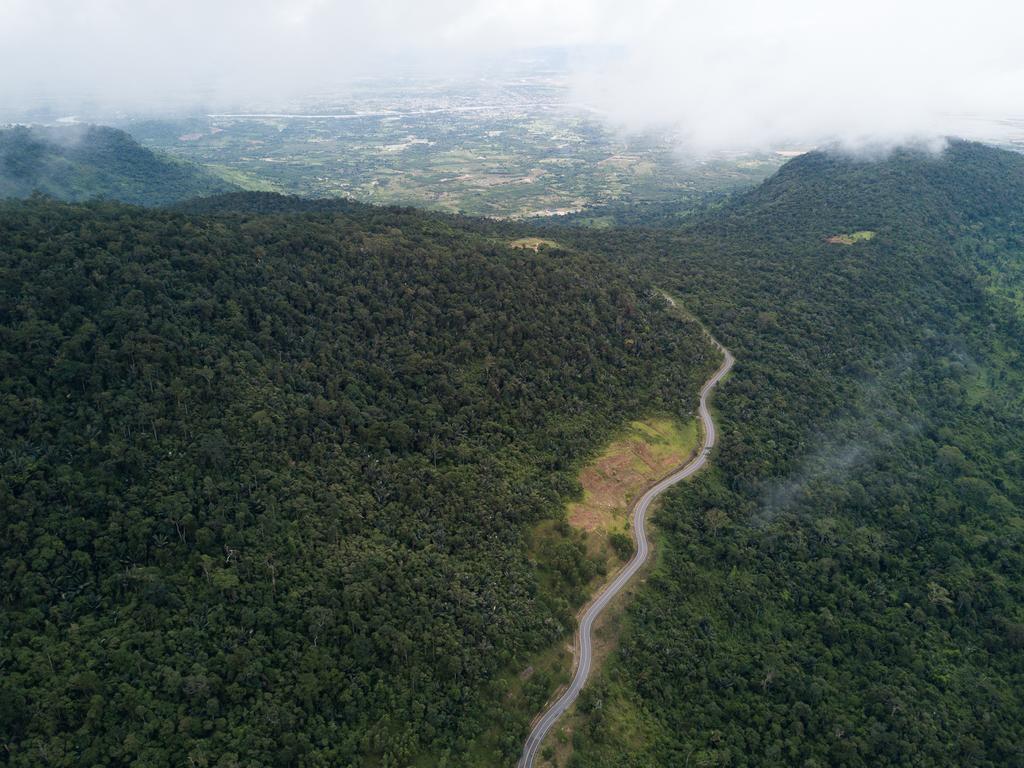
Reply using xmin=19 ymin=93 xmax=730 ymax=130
xmin=0 ymin=125 xmax=235 ymax=206
xmin=549 ymin=142 xmax=1024 ymax=768
xmin=714 ymin=139 xmax=1024 ymax=233
xmin=0 ymin=195 xmax=712 ymax=766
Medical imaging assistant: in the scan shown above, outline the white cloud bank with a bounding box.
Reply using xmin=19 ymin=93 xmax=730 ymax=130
xmin=571 ymin=0 xmax=1024 ymax=152
xmin=2 ymin=0 xmax=1023 ymax=151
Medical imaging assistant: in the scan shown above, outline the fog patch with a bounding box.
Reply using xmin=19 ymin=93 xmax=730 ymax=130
xmin=569 ymin=1 xmax=1024 ymax=154
xmin=754 ymin=353 xmax=926 ymax=525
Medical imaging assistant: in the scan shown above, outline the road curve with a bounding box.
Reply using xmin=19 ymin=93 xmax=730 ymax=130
xmin=517 ymin=316 xmax=734 ymax=768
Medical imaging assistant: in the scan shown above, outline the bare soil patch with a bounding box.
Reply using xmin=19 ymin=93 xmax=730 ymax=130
xmin=568 ymin=419 xmax=695 ymax=533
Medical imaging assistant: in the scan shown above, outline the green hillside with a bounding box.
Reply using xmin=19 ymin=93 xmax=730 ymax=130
xmin=0 ymin=194 xmax=711 ymax=766
xmin=3 ymin=137 xmax=1024 ymax=768
xmin=0 ymin=125 xmax=235 ymax=206
xmin=552 ymin=141 xmax=1024 ymax=767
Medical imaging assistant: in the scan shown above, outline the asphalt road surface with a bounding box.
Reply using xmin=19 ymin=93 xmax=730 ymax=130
xmin=517 ymin=322 xmax=734 ymax=768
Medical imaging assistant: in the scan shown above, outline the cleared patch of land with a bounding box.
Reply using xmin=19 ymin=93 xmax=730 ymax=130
xmin=509 ymin=237 xmax=563 ymax=252
xmin=563 ymin=418 xmax=698 ymax=665
xmin=206 ymin=163 xmax=283 ymax=192
xmin=827 ymin=230 xmax=877 ymax=245
xmin=569 ymin=418 xmax=697 ymax=534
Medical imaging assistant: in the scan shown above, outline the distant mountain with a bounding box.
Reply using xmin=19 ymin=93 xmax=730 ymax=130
xmin=0 ymin=124 xmax=236 ymax=206
xmin=717 ymin=139 xmax=1024 ymax=233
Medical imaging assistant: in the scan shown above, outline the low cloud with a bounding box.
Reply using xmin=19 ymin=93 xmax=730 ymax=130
xmin=570 ymin=1 xmax=1024 ymax=153
xmin=755 ymin=352 xmax=925 ymax=525
xmin=3 ymin=1 xmax=1024 ymax=152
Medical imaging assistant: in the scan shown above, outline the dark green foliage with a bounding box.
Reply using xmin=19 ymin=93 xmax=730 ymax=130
xmin=558 ymin=141 xmax=1024 ymax=767
xmin=0 ymin=125 xmax=235 ymax=206
xmin=534 ymin=194 xmax=728 ymax=230
xmin=172 ymin=190 xmax=367 ymax=216
xmin=0 ymin=195 xmax=711 ymax=766
xmin=608 ymin=531 xmax=634 ymax=560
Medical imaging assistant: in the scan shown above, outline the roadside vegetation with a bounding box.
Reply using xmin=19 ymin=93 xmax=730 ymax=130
xmin=444 ymin=414 xmax=698 ymax=766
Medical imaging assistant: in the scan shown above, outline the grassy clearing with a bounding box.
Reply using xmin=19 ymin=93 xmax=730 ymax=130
xmin=206 ymin=164 xmax=283 ymax=192
xmin=560 ymin=417 xmax=698 ymax=604
xmin=509 ymin=237 xmax=564 ymax=252
xmin=569 ymin=417 xmax=697 ymax=534
xmin=543 ymin=676 xmax=663 ymax=768
xmin=575 ymin=215 xmax=616 ymax=229
xmin=827 ymin=230 xmax=877 ymax=245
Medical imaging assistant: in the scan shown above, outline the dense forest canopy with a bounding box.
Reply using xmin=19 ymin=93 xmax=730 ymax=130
xmin=3 ymin=136 xmax=1024 ymax=768
xmin=0 ymin=195 xmax=712 ymax=766
xmin=549 ymin=141 xmax=1024 ymax=767
xmin=0 ymin=125 xmax=235 ymax=206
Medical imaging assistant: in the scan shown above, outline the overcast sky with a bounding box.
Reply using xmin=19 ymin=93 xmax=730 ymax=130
xmin=4 ymin=0 xmax=1024 ymax=151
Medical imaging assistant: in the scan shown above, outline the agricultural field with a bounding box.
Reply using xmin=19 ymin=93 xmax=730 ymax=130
xmin=117 ymin=71 xmax=791 ymax=217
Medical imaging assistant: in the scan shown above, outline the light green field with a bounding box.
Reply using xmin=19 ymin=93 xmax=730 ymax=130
xmin=567 ymin=417 xmax=697 ymax=533
xmin=509 ymin=237 xmax=563 ymax=252
xmin=828 ymin=230 xmax=877 ymax=244
xmin=206 ymin=164 xmax=283 ymax=192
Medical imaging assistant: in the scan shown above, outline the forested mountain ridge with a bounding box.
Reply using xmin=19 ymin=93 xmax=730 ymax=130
xmin=0 ymin=196 xmax=714 ymax=766
xmin=0 ymin=125 xmax=236 ymax=206
xmin=173 ymin=190 xmax=369 ymax=216
xmin=716 ymin=139 xmax=1024 ymax=233
xmin=549 ymin=141 xmax=1024 ymax=767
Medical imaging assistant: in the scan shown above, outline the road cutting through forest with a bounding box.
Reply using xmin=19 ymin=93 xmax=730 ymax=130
xmin=518 ymin=306 xmax=734 ymax=768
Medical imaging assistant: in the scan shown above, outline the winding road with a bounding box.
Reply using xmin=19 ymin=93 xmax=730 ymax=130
xmin=517 ymin=312 xmax=734 ymax=768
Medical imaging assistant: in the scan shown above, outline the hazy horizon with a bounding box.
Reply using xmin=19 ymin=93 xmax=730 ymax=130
xmin=4 ymin=0 xmax=1024 ymax=154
